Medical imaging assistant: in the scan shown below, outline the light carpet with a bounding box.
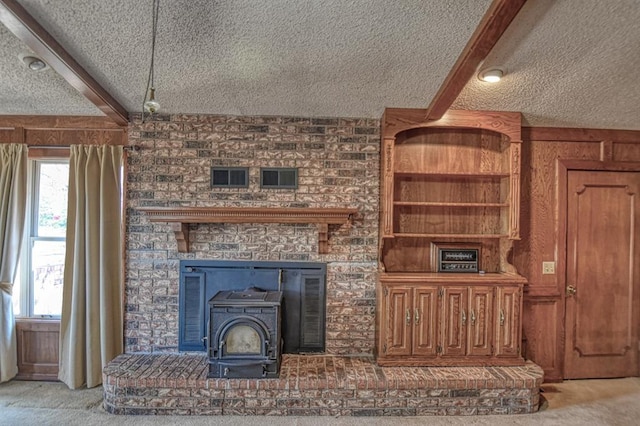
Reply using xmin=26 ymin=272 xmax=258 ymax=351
xmin=1 ymin=377 xmax=639 ymax=426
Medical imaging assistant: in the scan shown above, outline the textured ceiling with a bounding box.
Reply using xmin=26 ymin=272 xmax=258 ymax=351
xmin=453 ymin=0 xmax=640 ymax=130
xmin=0 ymin=23 xmax=100 ymax=115
xmin=1 ymin=0 xmax=639 ymax=130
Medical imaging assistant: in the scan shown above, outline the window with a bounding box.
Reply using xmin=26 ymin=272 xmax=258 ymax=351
xmin=211 ymin=167 xmax=249 ymax=188
xmin=13 ymin=159 xmax=69 ymax=318
xmin=260 ymin=168 xmax=298 ymax=189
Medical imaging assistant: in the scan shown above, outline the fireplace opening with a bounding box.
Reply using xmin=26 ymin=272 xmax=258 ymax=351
xmin=208 ymin=287 xmax=282 ymax=378
xmin=179 ymin=261 xmax=326 ymax=355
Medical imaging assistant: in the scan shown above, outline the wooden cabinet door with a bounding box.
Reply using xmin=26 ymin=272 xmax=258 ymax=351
xmin=384 ymin=287 xmax=412 ymax=356
xmin=440 ymin=287 xmax=468 ymax=357
xmin=16 ymin=319 xmax=60 ymax=381
xmin=467 ymin=286 xmax=494 ymax=357
xmin=495 ymin=285 xmax=522 ymax=357
xmin=564 ymin=170 xmax=639 ymax=378
xmin=412 ymin=287 xmax=438 ymax=356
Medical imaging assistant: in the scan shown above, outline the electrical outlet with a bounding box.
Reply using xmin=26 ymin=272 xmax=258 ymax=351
xmin=542 ymin=261 xmax=555 ymax=274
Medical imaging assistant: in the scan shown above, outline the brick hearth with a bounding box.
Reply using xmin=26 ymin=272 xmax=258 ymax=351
xmin=103 ymin=354 xmax=543 ymax=416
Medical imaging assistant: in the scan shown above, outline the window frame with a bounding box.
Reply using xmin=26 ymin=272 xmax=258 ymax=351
xmin=210 ymin=166 xmax=249 ymax=188
xmin=15 ymin=151 xmax=69 ymax=319
xmin=260 ymin=167 xmax=298 ymax=189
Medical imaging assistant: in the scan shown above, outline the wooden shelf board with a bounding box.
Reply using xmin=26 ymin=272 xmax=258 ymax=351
xmin=138 ymin=206 xmax=357 ymax=254
xmin=394 ymin=201 xmax=508 ymax=207
xmin=380 ymin=271 xmax=527 ymax=284
xmin=394 ymin=171 xmax=510 ymax=179
xmin=392 ymin=233 xmax=508 ymax=239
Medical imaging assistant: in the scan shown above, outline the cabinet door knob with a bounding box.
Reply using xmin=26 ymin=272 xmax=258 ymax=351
xmin=406 ymin=309 xmax=411 ymax=325
xmin=415 ymin=308 xmax=420 ymax=325
xmin=499 ymin=309 xmax=505 ymax=326
xmin=566 ymin=285 xmax=577 ymax=296
xmin=461 ymin=309 xmax=466 ymax=326
xmin=470 ymin=309 xmax=476 ymax=326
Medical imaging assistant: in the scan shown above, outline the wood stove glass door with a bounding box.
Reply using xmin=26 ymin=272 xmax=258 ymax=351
xmin=225 ymin=324 xmax=262 ymax=355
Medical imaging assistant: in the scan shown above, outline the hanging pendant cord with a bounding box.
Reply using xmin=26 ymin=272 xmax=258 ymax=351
xmin=142 ymin=0 xmax=160 ymax=122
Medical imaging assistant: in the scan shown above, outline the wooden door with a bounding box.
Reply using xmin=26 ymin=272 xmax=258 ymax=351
xmin=495 ymin=285 xmax=522 ymax=358
xmin=440 ymin=287 xmax=468 ymax=357
xmin=565 ymin=170 xmax=640 ymax=378
xmin=412 ymin=287 xmax=438 ymax=356
xmin=384 ymin=287 xmax=412 ymax=356
xmin=467 ymin=286 xmax=494 ymax=357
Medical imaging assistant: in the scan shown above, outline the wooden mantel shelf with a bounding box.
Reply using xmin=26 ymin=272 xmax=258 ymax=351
xmin=137 ymin=207 xmax=357 ymax=254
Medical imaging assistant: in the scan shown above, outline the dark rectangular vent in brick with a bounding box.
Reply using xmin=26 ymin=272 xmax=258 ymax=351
xmin=260 ymin=168 xmax=298 ymax=188
xmin=211 ymin=167 xmax=249 ymax=187
xmin=180 ymin=274 xmax=205 ymax=350
xmin=301 ymin=276 xmax=323 ymax=348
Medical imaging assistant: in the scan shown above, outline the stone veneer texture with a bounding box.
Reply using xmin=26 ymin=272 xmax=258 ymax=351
xmin=103 ymin=354 xmax=544 ymax=416
xmin=125 ymin=114 xmax=380 ymax=355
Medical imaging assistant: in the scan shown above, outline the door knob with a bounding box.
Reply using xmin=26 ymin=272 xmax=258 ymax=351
xmin=566 ymin=285 xmax=577 ymax=296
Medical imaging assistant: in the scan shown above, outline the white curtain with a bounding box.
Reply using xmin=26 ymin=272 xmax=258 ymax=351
xmin=58 ymin=145 xmax=123 ymax=389
xmin=0 ymin=144 xmax=28 ymax=383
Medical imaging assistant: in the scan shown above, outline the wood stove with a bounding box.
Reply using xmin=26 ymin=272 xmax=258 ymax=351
xmin=208 ymin=287 xmax=282 ymax=378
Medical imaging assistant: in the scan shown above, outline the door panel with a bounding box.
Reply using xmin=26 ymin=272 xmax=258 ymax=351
xmin=467 ymin=286 xmax=493 ymax=357
xmin=441 ymin=287 xmax=467 ymax=357
xmin=565 ymin=170 xmax=640 ymax=378
xmin=495 ymin=285 xmax=521 ymax=357
xmin=385 ymin=287 xmax=411 ymax=356
xmin=413 ymin=287 xmax=438 ymax=356
xmin=16 ymin=319 xmax=60 ymax=381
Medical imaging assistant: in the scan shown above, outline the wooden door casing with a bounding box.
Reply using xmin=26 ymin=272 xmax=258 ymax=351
xmin=564 ymin=170 xmax=640 ymax=379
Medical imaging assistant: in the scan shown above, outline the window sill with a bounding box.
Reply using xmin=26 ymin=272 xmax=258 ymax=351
xmin=15 ymin=316 xmax=61 ymax=323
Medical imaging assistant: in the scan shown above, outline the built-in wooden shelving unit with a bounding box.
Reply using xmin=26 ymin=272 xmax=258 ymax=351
xmin=138 ymin=206 xmax=357 ymax=254
xmin=376 ymin=108 xmax=526 ymax=367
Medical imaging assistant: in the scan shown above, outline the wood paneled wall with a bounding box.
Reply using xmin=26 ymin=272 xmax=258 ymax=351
xmin=15 ymin=319 xmax=60 ymax=381
xmin=0 ymin=115 xmax=125 ymax=146
xmin=517 ymin=127 xmax=640 ymax=381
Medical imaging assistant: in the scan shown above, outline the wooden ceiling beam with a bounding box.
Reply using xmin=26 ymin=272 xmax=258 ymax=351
xmin=0 ymin=0 xmax=129 ymax=126
xmin=424 ymin=0 xmax=528 ymax=121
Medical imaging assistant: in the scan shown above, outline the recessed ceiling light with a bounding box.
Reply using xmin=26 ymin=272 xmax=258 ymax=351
xmin=18 ymin=53 xmax=49 ymax=71
xmin=478 ymin=68 xmax=504 ymax=83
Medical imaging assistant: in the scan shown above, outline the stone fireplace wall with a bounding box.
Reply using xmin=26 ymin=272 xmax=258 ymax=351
xmin=125 ymin=114 xmax=380 ymax=355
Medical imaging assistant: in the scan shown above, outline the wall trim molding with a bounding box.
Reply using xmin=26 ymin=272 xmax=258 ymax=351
xmin=523 ymin=127 xmax=640 ymax=143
